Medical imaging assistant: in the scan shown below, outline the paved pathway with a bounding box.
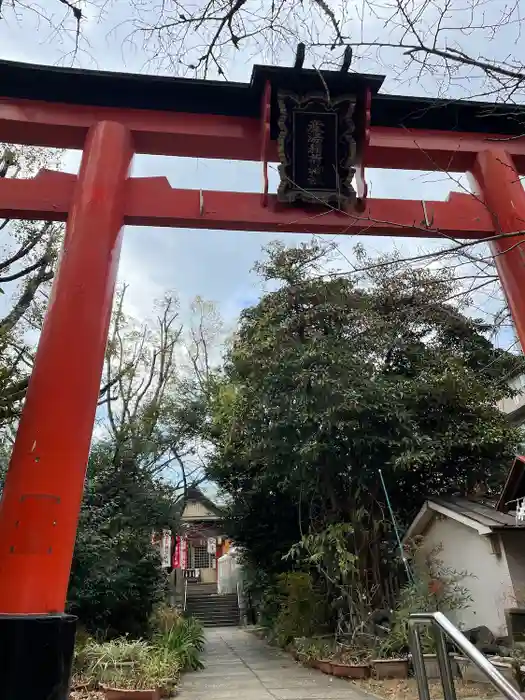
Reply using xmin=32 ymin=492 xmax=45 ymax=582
xmin=177 ymin=628 xmax=375 ymax=700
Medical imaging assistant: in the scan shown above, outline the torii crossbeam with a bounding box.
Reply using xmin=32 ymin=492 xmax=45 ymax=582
xmin=0 ymin=58 xmax=524 ymax=699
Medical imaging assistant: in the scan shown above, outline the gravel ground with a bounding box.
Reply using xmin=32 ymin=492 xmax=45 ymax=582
xmin=352 ymin=678 xmax=500 ymax=700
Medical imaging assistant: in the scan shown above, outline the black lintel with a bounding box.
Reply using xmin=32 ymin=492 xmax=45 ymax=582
xmin=0 ymin=58 xmax=524 ymax=137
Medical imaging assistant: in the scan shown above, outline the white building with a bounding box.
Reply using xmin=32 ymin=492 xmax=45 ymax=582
xmin=404 ymin=457 xmax=525 ymax=638
xmin=498 ymin=372 xmax=525 ymax=427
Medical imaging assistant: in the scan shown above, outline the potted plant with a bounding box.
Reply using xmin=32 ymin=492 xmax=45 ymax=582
xmin=370 ymin=638 xmax=408 ymax=679
xmin=330 ymin=648 xmax=371 ymax=679
xmin=74 ymin=639 xmax=154 ymax=691
xmin=508 ymin=643 xmax=525 ymax=691
xmin=101 ymin=650 xmax=178 ymax=700
xmin=290 ymin=637 xmax=311 ymax=666
xmin=455 ymin=649 xmax=517 ymax=687
xmin=310 ymin=646 xmax=334 ymax=674
xmin=99 ymin=657 xmax=171 ymax=700
xmin=295 ymin=639 xmax=333 ymax=673
xmin=101 ymin=687 xmax=161 ymax=700
xmin=74 ymin=637 xmax=179 ymax=700
xmin=313 ymin=659 xmax=334 ymax=675
xmin=423 ymin=653 xmax=459 ymax=680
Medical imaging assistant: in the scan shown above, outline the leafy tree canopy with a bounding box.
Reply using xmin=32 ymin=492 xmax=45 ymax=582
xmin=207 ymin=241 xmax=523 ymax=575
xmin=68 ymin=441 xmax=180 ymax=637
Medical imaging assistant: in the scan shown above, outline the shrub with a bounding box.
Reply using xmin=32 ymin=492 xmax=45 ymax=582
xmin=150 ymin=603 xmax=183 ymax=635
xmin=272 ymin=572 xmax=327 ymax=647
xmin=155 ymin=616 xmax=205 ymax=671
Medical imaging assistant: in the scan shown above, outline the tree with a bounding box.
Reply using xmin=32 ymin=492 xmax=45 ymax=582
xmin=100 ymin=287 xmax=217 ymax=494
xmin=0 ymin=145 xmax=63 ymax=432
xmin=207 ymin=241 xmax=522 ymax=619
xmin=68 ymin=441 xmax=180 ymax=637
xmin=5 ymin=0 xmax=522 ymax=93
xmin=68 ymin=291 xmax=222 ymax=636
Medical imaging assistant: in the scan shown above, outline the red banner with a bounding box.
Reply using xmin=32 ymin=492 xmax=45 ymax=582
xmin=172 ymin=536 xmax=181 ymax=569
xmin=181 ymin=535 xmax=188 ymax=570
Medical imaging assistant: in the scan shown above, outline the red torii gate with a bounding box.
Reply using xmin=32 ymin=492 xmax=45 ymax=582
xmin=0 ymin=58 xmax=524 ymax=698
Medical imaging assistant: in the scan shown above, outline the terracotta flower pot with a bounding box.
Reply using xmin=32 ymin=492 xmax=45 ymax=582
xmin=331 ymin=662 xmax=370 ymax=679
xmin=102 ymin=686 xmax=161 ymax=700
xmin=297 ymin=654 xmax=314 ymax=668
xmin=313 ymin=659 xmax=333 ymax=674
xmin=159 ymin=680 xmax=176 ymax=698
xmin=371 ymin=658 xmax=408 ymax=679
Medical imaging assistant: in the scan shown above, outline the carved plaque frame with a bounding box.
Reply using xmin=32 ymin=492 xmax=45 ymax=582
xmin=277 ymin=91 xmax=357 ymax=209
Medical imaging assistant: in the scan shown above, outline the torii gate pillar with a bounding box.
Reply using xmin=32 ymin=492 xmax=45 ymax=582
xmin=0 ymin=121 xmax=132 ymax=700
xmin=471 ymin=150 xmax=525 ymax=347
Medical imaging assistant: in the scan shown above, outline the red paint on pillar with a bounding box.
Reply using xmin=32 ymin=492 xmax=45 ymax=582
xmin=0 ymin=121 xmax=133 ymax=614
xmin=471 ymin=150 xmax=525 ymax=350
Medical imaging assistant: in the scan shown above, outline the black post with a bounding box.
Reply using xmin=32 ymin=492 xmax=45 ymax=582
xmin=0 ymin=614 xmax=76 ymax=700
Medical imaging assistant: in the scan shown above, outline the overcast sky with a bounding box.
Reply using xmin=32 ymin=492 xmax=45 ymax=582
xmin=0 ymin=0 xmax=517 ymax=342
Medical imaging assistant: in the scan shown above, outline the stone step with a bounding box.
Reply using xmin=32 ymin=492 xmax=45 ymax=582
xmin=188 ymin=601 xmax=237 ymax=607
xmin=191 ymin=618 xmax=240 ymax=626
xmin=186 ymin=596 xmax=240 ymax=627
xmin=186 ymin=583 xmax=217 ymax=593
xmin=187 ymin=605 xmax=239 ymax=615
xmin=186 ymin=593 xmax=237 ymax=600
xmin=187 ymin=601 xmax=238 ymax=609
xmin=188 ymin=604 xmax=238 ymax=612
xmin=187 ymin=600 xmax=237 ymax=606
xmin=190 ymin=612 xmax=239 ymax=620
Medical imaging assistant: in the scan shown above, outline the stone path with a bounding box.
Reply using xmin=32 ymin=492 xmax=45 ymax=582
xmin=177 ymin=628 xmax=376 ymax=700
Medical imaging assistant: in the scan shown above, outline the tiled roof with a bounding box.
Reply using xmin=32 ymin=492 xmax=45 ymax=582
xmin=430 ymin=497 xmax=523 ymax=529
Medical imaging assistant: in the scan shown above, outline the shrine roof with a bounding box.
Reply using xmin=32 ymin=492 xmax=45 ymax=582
xmin=1 ymin=58 xmax=524 ymax=136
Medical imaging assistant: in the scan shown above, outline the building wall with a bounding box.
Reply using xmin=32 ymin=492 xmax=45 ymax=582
xmin=501 ymin=531 xmax=525 ymax=607
xmin=422 ymin=514 xmax=514 ymax=635
xmin=183 ymin=500 xmax=219 ymax=520
xmin=498 ymin=374 xmax=525 ymax=425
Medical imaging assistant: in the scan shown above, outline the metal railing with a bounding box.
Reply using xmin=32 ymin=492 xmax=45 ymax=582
xmin=409 ymin=612 xmax=522 ymax=700
xmin=236 ymin=580 xmax=243 ymax=625
xmin=183 ymin=577 xmax=188 ymax=613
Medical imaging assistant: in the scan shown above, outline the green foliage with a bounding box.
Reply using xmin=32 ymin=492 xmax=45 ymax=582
xmin=287 ymin=523 xmax=356 ymax=585
xmin=154 ymin=616 xmax=205 ymax=671
xmin=150 ymin=603 xmax=184 ymax=635
xmin=258 ymin=586 xmax=283 ymax=630
xmin=272 ymin=572 xmax=328 ymax=647
xmin=74 ymin=615 xmax=205 ymax=690
xmin=207 ymin=241 xmax=520 ymax=618
xmin=382 ymin=540 xmax=473 ymax=656
xmin=74 ymin=637 xmax=179 ymax=690
xmin=507 ymin=643 xmax=525 ymax=691
xmin=68 ymin=442 xmax=179 ymax=638
xmin=68 ymin=292 xmax=219 ymax=639
xmin=294 ymin=637 xmax=333 ymax=661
